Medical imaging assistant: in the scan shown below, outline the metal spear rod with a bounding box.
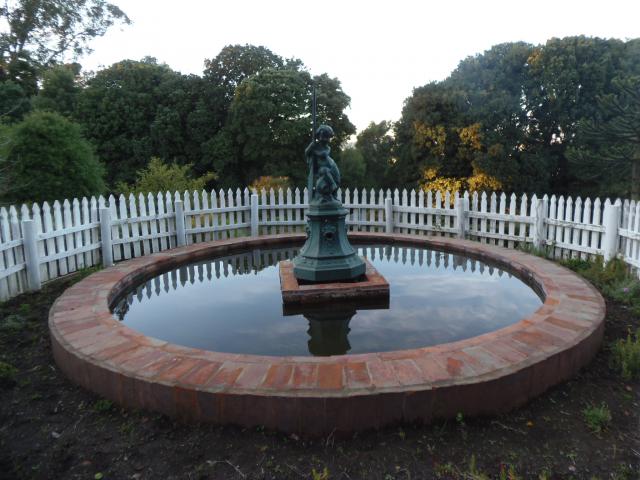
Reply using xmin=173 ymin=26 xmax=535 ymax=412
xmin=312 ymin=84 xmax=317 ymax=142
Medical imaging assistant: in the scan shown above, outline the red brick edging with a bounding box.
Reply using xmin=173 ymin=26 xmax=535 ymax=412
xmin=49 ymin=233 xmax=605 ymax=436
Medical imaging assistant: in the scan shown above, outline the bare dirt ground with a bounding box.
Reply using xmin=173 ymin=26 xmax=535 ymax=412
xmin=0 ymin=274 xmax=638 ymax=480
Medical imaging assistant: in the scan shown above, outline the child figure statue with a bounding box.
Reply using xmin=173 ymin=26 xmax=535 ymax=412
xmin=294 ymin=122 xmax=366 ymax=282
xmin=306 ymin=125 xmax=340 ymax=205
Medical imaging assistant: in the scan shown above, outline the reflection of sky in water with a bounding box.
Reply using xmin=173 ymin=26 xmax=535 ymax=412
xmin=113 ymin=245 xmax=542 ymax=356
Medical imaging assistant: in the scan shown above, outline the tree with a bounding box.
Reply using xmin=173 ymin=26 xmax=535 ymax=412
xmin=0 ymin=80 xmax=31 ymax=122
xmin=150 ymin=73 xmax=226 ymax=174
xmin=32 ymin=63 xmax=81 ymax=117
xmin=526 ymin=36 xmax=628 ymax=193
xmin=0 ymin=110 xmax=105 ymax=203
xmin=355 ymin=121 xmax=394 ymax=188
xmin=77 ymin=58 xmax=228 ymax=184
xmin=218 ymin=67 xmax=355 ymax=187
xmin=393 ymin=82 xmax=473 ymax=186
xmin=568 ymin=77 xmax=640 ymax=199
xmin=203 ymin=44 xmax=285 ymax=106
xmin=338 ymin=147 xmax=366 ymax=187
xmin=75 ymin=58 xmax=178 ymax=184
xmin=0 ymin=0 xmax=130 ymax=82
xmin=392 ymin=38 xmax=637 ymax=195
xmin=446 ymin=42 xmax=549 ymax=193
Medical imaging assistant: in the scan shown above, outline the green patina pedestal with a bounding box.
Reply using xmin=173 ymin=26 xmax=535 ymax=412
xmin=293 ymin=202 xmax=366 ymax=282
xmin=293 ymin=124 xmax=366 ymax=282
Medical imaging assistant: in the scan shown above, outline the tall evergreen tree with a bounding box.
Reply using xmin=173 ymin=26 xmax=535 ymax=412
xmin=569 ymin=77 xmax=640 ymax=199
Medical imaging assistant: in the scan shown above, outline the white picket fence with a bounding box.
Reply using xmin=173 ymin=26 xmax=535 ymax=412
xmin=1 ymin=187 xmax=639 ymax=301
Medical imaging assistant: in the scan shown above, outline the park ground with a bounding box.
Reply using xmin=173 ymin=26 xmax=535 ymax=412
xmin=0 ymin=269 xmax=639 ymax=480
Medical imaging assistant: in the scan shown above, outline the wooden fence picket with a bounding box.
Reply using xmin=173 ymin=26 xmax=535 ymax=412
xmin=294 ymin=188 xmax=302 ymax=233
xmin=192 ymin=190 xmax=202 ymax=244
xmin=0 ymin=208 xmax=15 ymax=297
xmin=218 ymin=189 xmax=227 ymax=239
xmin=164 ymin=191 xmax=178 ymax=248
xmin=119 ymin=195 xmax=132 ymax=259
xmin=489 ymin=192 xmax=497 ymax=245
xmin=201 ymin=190 xmax=211 ymax=242
xmin=9 ymin=206 xmax=26 ymax=290
xmin=518 ymin=194 xmax=528 ymax=246
xmin=269 ymin=188 xmax=276 ymax=235
xmin=148 ymin=193 xmax=160 ymax=252
xmin=157 ymin=192 xmax=168 ymax=251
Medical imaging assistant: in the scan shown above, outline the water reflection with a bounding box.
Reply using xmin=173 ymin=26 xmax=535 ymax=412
xmin=112 ymin=244 xmax=542 ymax=356
xmin=283 ymin=299 xmax=390 ymax=356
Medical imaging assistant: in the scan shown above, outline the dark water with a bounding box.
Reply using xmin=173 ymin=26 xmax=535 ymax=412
xmin=112 ymin=244 xmax=542 ymax=356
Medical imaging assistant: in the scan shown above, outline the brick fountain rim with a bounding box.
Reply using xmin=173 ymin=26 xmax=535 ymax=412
xmin=48 ymin=233 xmax=606 ymax=435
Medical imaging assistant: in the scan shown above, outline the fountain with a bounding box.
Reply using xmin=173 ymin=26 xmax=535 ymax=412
xmin=48 ymin=94 xmax=606 ymax=436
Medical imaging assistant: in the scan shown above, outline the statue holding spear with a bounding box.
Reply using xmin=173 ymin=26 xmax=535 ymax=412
xmin=305 ymin=84 xmax=340 ymax=206
xmin=293 ymin=82 xmax=365 ymax=282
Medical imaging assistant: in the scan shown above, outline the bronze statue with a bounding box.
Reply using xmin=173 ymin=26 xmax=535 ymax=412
xmin=293 ymin=86 xmax=365 ymax=282
xmin=306 ymin=124 xmax=340 ymax=205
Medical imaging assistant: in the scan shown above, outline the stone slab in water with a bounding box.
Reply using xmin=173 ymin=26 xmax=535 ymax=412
xmin=280 ymin=258 xmax=389 ymax=305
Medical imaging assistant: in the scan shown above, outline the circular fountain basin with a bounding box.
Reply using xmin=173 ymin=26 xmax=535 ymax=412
xmin=111 ymin=243 xmax=542 ymax=357
xmin=49 ymin=233 xmax=605 ymax=436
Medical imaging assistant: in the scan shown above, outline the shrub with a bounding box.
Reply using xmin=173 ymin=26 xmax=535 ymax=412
xmin=93 ymin=398 xmax=114 ymax=412
xmin=115 ymin=157 xmax=216 ymax=196
xmin=250 ymin=176 xmax=291 ymax=193
xmin=0 ymin=314 xmax=26 ymax=334
xmin=610 ymin=329 xmax=640 ymax=380
xmin=583 ymin=402 xmax=612 ymax=433
xmin=602 ymin=278 xmax=640 ymax=305
xmin=561 ymin=256 xmax=629 ymax=289
xmin=419 ymin=168 xmax=503 ymax=202
xmin=0 ymin=111 xmax=105 ymax=203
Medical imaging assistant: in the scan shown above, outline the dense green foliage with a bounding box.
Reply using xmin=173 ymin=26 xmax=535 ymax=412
xmin=0 ymin=111 xmax=105 ymax=202
xmin=215 ymin=68 xmax=354 ymax=187
xmin=0 ymin=22 xmax=638 ymax=202
xmin=75 ymin=58 xmax=195 ymax=184
xmin=568 ymin=76 xmax=640 ymax=198
xmin=355 ymin=121 xmax=395 ymax=188
xmin=0 ymin=80 xmax=31 ymax=121
xmin=32 ymin=63 xmax=81 ymax=117
xmin=393 ymin=37 xmax=640 ymax=197
xmin=339 ymin=147 xmax=367 ymax=187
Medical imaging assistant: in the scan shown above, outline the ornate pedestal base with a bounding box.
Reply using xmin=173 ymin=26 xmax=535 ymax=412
xmin=293 ymin=205 xmax=366 ymax=282
xmin=280 ymin=259 xmax=390 ymax=305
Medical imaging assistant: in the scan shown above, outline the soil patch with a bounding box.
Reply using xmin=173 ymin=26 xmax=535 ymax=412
xmin=0 ymin=272 xmax=638 ymax=479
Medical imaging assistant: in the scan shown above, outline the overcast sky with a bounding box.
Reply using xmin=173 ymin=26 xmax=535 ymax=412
xmin=81 ymin=0 xmax=639 ymax=132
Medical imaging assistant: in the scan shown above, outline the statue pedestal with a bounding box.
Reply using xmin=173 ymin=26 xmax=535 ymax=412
xmin=281 ymin=259 xmax=389 ymax=305
xmin=292 ymin=204 xmax=366 ymax=282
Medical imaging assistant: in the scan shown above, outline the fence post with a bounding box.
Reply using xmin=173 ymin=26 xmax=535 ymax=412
xmin=532 ymin=196 xmax=548 ymax=250
xmin=99 ymin=207 xmax=113 ymax=267
xmin=21 ymin=219 xmax=41 ymax=291
xmin=602 ymin=201 xmax=621 ymax=263
xmin=174 ymin=200 xmax=187 ymax=247
xmin=385 ymin=197 xmax=394 ymax=233
xmin=456 ymin=197 xmax=468 ymax=239
xmin=250 ymin=193 xmax=259 ymax=237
